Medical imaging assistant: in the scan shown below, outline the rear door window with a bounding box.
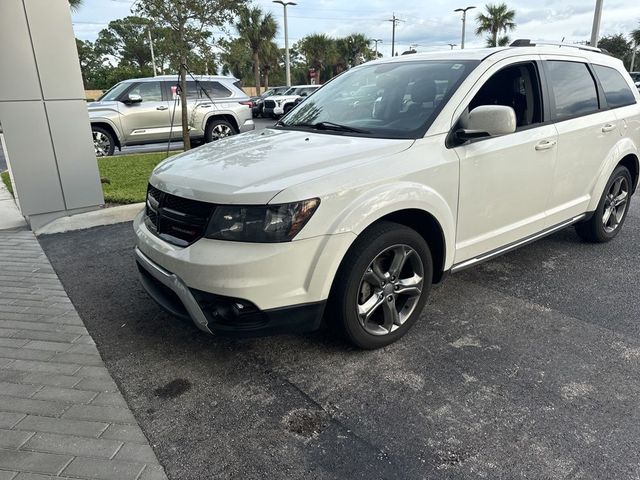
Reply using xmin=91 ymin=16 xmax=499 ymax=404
xmin=593 ymin=64 xmax=637 ymax=108
xmin=545 ymin=61 xmax=599 ymax=121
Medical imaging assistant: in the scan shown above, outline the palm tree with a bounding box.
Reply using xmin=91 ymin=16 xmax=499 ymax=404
xmin=298 ymin=34 xmax=336 ymax=83
xmin=475 ymin=3 xmax=516 ymax=48
xmin=236 ymin=6 xmax=278 ymax=95
xmin=632 ymin=22 xmax=640 ymax=48
xmin=68 ymin=0 xmax=83 ymax=12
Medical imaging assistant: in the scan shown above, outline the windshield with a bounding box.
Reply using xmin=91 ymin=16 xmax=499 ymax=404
xmin=99 ymin=82 xmax=131 ymax=102
xmin=279 ymin=60 xmax=478 ymax=139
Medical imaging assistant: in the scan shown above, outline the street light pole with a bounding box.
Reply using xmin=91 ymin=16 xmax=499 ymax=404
xmin=369 ymin=38 xmax=383 ymax=57
xmin=590 ymin=0 xmax=604 ymax=47
xmin=386 ymin=13 xmax=404 ymax=57
xmin=273 ymin=0 xmax=297 ymax=87
xmin=148 ymin=28 xmax=157 ymax=77
xmin=454 ymin=6 xmax=475 ymax=49
xmin=448 ymin=43 xmax=457 ymax=50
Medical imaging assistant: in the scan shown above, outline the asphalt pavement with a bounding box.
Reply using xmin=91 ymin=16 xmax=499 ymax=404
xmin=38 ymin=195 xmax=640 ymax=480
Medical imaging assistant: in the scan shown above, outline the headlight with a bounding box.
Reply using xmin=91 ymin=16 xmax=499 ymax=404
xmin=205 ymin=199 xmax=320 ymax=242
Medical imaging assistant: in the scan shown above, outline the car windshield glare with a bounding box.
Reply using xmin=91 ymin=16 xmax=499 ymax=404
xmin=279 ymin=60 xmax=478 ymax=139
xmin=99 ymin=82 xmax=130 ymax=102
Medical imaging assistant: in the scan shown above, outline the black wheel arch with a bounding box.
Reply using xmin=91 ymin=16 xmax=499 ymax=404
xmin=90 ymin=122 xmax=121 ymax=150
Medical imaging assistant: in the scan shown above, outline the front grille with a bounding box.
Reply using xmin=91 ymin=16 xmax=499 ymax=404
xmin=264 ymin=100 xmax=276 ymax=109
xmin=145 ymin=184 xmax=215 ymax=247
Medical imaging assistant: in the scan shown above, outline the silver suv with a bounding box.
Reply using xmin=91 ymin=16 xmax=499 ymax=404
xmin=88 ymin=75 xmax=254 ymax=156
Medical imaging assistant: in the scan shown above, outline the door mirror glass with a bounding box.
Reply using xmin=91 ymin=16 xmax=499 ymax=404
xmin=126 ymin=93 xmax=143 ymax=104
xmin=458 ymin=105 xmax=516 ymax=140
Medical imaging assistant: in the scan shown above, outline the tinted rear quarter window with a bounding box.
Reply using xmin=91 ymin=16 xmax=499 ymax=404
xmin=546 ymin=61 xmax=599 ymax=121
xmin=593 ymin=64 xmax=637 ymax=108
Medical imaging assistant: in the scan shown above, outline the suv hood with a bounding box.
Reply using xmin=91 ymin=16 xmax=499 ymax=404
xmin=87 ymin=100 xmax=119 ymax=117
xmin=150 ymin=128 xmax=414 ymax=204
xmin=265 ymin=94 xmax=302 ymax=102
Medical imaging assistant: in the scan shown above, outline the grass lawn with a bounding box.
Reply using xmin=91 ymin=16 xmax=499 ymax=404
xmin=99 ymin=152 xmax=175 ymax=204
xmin=1 ymin=171 xmax=12 ymax=195
xmin=1 ymin=151 xmax=175 ymax=204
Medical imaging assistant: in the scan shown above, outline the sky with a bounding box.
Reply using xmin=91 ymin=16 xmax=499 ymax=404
xmin=72 ymin=0 xmax=640 ymax=58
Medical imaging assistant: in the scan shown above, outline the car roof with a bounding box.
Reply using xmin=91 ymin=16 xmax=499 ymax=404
xmin=366 ymin=45 xmax=623 ymax=69
xmin=121 ymin=75 xmax=239 ymax=83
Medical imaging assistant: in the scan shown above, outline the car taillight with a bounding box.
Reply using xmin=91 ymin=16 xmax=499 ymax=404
xmin=239 ymin=101 xmax=253 ymax=108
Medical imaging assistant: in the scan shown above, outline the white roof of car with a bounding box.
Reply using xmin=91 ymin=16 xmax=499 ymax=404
xmin=130 ymin=75 xmax=238 ymax=83
xmin=369 ymin=44 xmax=622 ymax=68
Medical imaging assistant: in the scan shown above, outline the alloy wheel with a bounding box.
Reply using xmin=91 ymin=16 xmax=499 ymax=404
xmin=356 ymin=244 xmax=424 ymax=336
xmin=210 ymin=124 xmax=232 ymax=140
xmin=93 ymin=131 xmax=111 ymax=157
xmin=602 ymin=176 xmax=629 ymax=233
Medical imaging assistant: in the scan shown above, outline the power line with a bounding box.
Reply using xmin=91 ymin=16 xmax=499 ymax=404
xmin=386 ymin=13 xmax=405 ymax=56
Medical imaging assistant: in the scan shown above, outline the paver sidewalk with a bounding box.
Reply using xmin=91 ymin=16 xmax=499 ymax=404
xmin=0 ymin=206 xmax=168 ymax=478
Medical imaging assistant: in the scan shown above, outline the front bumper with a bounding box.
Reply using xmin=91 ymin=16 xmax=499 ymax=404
xmin=135 ymin=248 xmax=325 ymax=336
xmin=134 ymin=211 xmax=355 ymax=335
xmin=239 ymin=119 xmax=255 ymax=133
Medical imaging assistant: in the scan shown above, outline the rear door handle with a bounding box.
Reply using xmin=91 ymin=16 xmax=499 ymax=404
xmin=602 ymin=123 xmax=616 ymax=133
xmin=535 ymin=140 xmax=557 ymax=151
xmin=156 ymin=106 xmax=168 ymax=111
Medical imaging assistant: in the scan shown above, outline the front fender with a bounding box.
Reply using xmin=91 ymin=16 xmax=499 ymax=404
xmin=588 ymin=137 xmax=639 ymax=211
xmin=89 ymin=117 xmax=123 ymax=144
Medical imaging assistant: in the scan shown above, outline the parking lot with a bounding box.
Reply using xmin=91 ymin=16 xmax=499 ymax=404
xmin=37 ymin=195 xmax=640 ymax=480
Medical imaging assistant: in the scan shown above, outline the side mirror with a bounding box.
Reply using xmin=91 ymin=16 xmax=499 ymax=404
xmin=456 ymin=105 xmax=516 ymax=141
xmin=299 ymin=92 xmax=308 ymax=97
xmin=125 ymin=93 xmax=142 ymax=104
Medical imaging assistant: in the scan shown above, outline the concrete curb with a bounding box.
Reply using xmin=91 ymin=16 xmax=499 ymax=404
xmin=35 ymin=203 xmax=144 ymax=236
xmin=0 ymin=181 xmax=27 ymax=231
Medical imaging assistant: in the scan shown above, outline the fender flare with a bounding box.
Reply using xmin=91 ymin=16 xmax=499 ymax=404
xmin=200 ymin=110 xmax=240 ymax=132
xmin=587 ymin=138 xmax=639 ymax=212
xmin=89 ymin=118 xmax=123 ymax=146
xmin=306 ymin=182 xmax=456 ymax=300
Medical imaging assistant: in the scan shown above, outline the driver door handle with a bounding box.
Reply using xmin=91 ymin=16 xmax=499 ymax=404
xmin=156 ymin=106 xmax=168 ymax=111
xmin=602 ymin=123 xmax=616 ymax=133
xmin=535 ymin=139 xmax=557 ymax=151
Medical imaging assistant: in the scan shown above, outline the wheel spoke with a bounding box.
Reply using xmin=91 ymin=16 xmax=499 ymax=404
xmin=602 ymin=208 xmax=612 ymax=227
xmin=358 ymin=294 xmax=384 ymax=322
xmin=396 ymin=274 xmax=423 ymax=296
xmin=363 ymin=261 xmax=387 ymax=286
xmin=613 ymin=191 xmax=628 ymax=207
xmin=389 ymin=246 xmax=410 ymax=277
xmin=611 ymin=177 xmax=623 ymax=197
xmin=382 ymin=298 xmax=400 ymax=333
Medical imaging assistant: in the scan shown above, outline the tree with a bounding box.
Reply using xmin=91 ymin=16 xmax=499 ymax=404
xmin=134 ymin=0 xmax=245 ymax=150
xmin=95 ymin=17 xmax=159 ymax=70
xmin=69 ymin=0 xmax=82 ymax=12
xmin=335 ymin=33 xmax=374 ymax=74
xmin=476 ymin=3 xmax=516 ymax=48
xmin=297 ymin=34 xmax=336 ymax=83
xmin=260 ymin=42 xmax=282 ymax=90
xmin=632 ymin=23 xmax=640 ymax=47
xmin=598 ymin=34 xmax=631 ymax=59
xmin=235 ymin=6 xmax=278 ymax=95
xmin=219 ymin=38 xmax=253 ymax=82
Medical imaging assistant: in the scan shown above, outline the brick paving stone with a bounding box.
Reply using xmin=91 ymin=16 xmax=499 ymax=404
xmin=0 ymin=430 xmax=34 ymax=450
xmin=31 ymin=387 xmax=97 ymax=405
xmin=14 ymin=416 xmax=108 ymax=439
xmin=0 ymin=470 xmax=17 ymax=480
xmin=0 ymin=382 xmax=41 ymax=399
xmin=138 ymin=465 xmax=169 ymax=480
xmin=0 ymin=412 xmax=25 ymax=429
xmin=89 ymin=394 xmax=127 ymax=408
xmin=20 ymin=343 xmax=70 ymax=354
xmin=71 ymin=379 xmax=117 ymax=393
xmin=22 ymin=433 xmax=122 ymax=460
xmin=61 ymin=457 xmax=144 ymax=480
xmin=0 ymin=395 xmax=67 ymax=417
xmin=62 ymin=405 xmax=135 ymax=425
xmin=113 ymin=444 xmax=158 ymax=464
xmin=0 ymin=450 xmax=72 ymax=476
xmin=98 ymin=424 xmax=146 ymax=444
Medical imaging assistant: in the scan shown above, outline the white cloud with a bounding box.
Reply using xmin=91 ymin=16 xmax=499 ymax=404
xmin=73 ymin=0 xmax=640 ymax=58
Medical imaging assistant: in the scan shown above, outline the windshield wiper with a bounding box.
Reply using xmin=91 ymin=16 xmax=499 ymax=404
xmin=290 ymin=121 xmax=370 ymax=134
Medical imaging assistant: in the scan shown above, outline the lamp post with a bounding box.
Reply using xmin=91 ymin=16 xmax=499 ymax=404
xmin=273 ymin=0 xmax=297 ymax=86
xmin=454 ymin=6 xmax=475 ymax=49
xmin=590 ymin=0 xmax=604 ymax=47
xmin=448 ymin=43 xmax=457 ymax=50
xmin=370 ymin=38 xmax=383 ymax=57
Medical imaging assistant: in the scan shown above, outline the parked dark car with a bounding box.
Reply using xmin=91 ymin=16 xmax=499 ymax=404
xmin=250 ymin=86 xmax=289 ymax=117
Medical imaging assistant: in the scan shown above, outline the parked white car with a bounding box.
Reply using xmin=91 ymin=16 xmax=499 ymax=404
xmin=262 ymin=85 xmax=321 ymax=117
xmin=135 ymin=42 xmax=640 ymax=348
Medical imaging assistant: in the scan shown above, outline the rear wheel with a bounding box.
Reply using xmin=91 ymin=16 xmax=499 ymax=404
xmin=329 ymin=221 xmax=433 ymax=349
xmin=204 ymin=119 xmax=237 ymax=143
xmin=92 ymin=126 xmax=115 ymax=157
xmin=575 ymin=165 xmax=632 ymax=243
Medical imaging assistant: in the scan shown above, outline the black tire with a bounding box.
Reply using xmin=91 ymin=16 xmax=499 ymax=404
xmin=92 ymin=126 xmax=115 ymax=157
xmin=575 ymin=165 xmax=633 ymax=243
xmin=328 ymin=221 xmax=433 ymax=349
xmin=204 ymin=119 xmax=237 ymax=143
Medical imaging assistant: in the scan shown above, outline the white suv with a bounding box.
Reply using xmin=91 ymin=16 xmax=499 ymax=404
xmin=134 ymin=43 xmax=640 ymax=349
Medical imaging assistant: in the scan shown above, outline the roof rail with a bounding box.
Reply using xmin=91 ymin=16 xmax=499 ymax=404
xmin=510 ymin=39 xmax=602 ymax=53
